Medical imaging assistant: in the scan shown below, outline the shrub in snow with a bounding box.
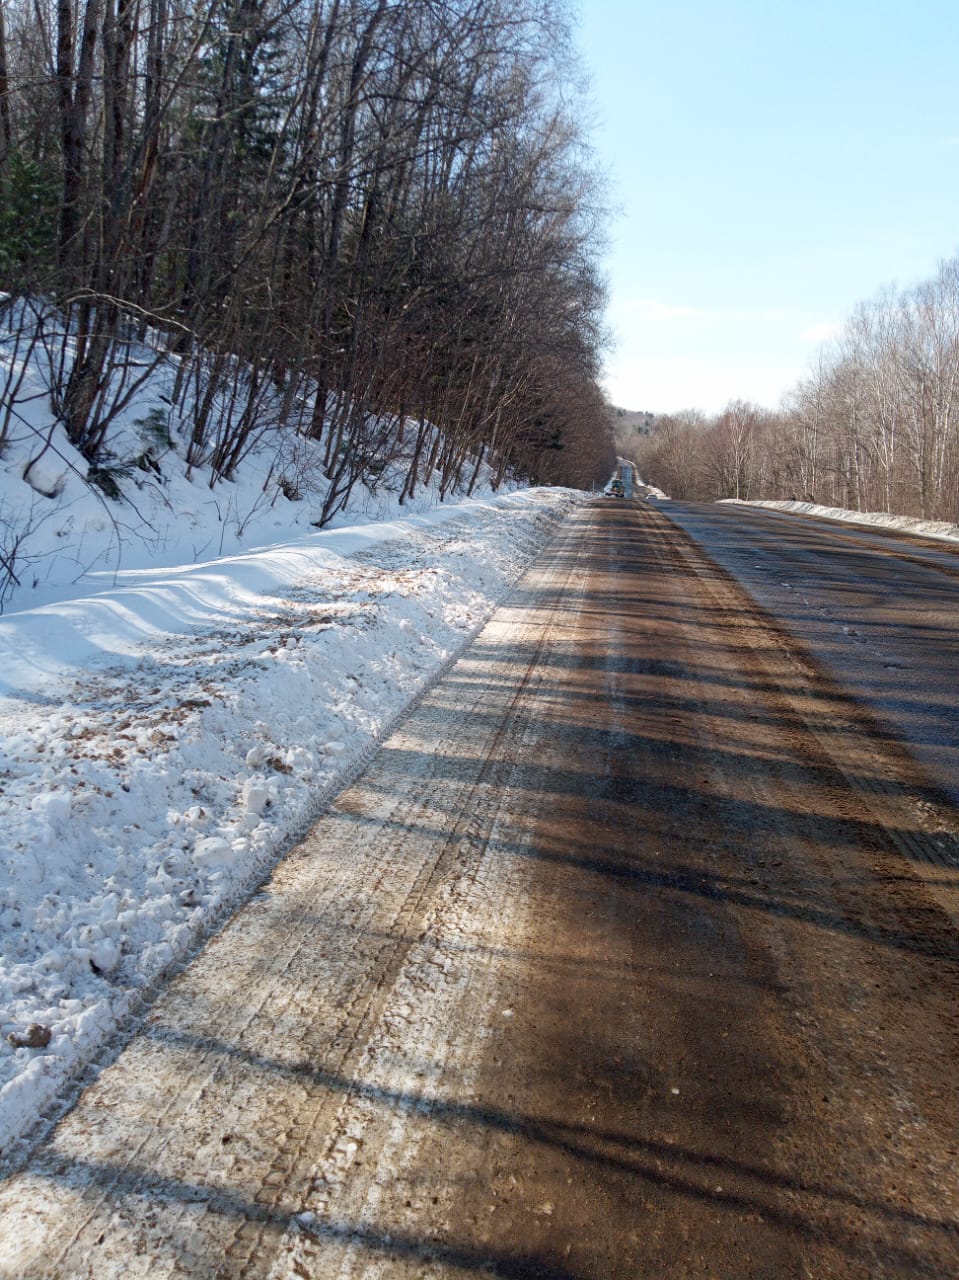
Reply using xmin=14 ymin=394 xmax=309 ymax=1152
xmin=0 ymin=299 xmax=523 ymax=615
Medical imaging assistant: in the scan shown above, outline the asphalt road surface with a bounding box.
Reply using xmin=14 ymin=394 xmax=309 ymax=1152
xmin=1 ymin=499 xmax=958 ymax=1279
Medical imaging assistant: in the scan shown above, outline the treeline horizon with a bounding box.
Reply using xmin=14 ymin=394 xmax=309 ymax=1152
xmin=0 ymin=0 xmax=615 ymax=521
xmin=632 ymin=256 xmax=959 ymax=523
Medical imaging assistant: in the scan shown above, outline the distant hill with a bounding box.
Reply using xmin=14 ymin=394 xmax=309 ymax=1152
xmin=606 ymin=405 xmax=656 ymax=459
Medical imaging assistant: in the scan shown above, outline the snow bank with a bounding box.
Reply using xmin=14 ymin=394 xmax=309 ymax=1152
xmin=0 ymin=486 xmax=585 ymax=1169
xmin=0 ymin=298 xmax=523 ymax=615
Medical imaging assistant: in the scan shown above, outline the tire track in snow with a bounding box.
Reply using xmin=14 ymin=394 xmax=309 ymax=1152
xmin=0 ymin=512 xmax=587 ymax=1279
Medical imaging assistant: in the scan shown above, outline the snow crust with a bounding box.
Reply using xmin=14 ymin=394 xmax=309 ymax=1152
xmin=0 ymin=486 xmax=585 ymax=1166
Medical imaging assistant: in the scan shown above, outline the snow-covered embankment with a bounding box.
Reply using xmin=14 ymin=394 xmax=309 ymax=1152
xmin=0 ymin=487 xmax=585 ymax=1167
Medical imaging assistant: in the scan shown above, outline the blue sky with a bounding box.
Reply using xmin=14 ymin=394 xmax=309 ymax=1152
xmin=575 ymin=0 xmax=959 ymax=413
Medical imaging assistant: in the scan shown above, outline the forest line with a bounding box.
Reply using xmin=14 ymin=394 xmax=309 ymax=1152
xmin=632 ymin=257 xmax=959 ymax=522
xmin=0 ymin=0 xmax=615 ymax=520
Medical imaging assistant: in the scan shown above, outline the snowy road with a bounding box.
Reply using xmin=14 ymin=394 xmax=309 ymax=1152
xmin=1 ymin=498 xmax=959 ymax=1277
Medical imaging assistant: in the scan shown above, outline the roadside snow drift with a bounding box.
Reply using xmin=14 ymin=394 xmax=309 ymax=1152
xmin=0 ymin=487 xmax=584 ymax=1168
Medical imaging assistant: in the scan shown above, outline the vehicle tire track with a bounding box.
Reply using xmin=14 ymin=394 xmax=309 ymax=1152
xmin=0 ymin=512 xmax=590 ymax=1280
xmin=641 ymin=503 xmax=959 ymax=866
xmin=729 ymin=503 xmax=959 ymax=586
xmin=3 ymin=501 xmax=958 ymax=1278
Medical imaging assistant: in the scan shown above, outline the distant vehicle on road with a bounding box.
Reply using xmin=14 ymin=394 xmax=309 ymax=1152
xmin=604 ymin=461 xmax=639 ymax=498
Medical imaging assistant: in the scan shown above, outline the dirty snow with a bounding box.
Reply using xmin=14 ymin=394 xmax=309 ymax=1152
xmin=0 ymin=486 xmax=585 ymax=1167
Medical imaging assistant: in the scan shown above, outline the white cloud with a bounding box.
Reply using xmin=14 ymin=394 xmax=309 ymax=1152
xmin=799 ymin=320 xmax=844 ymax=344
xmin=601 ymin=297 xmax=837 ymax=413
xmin=601 ymin=353 xmax=794 ymax=416
xmin=613 ymin=297 xmax=707 ymax=321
